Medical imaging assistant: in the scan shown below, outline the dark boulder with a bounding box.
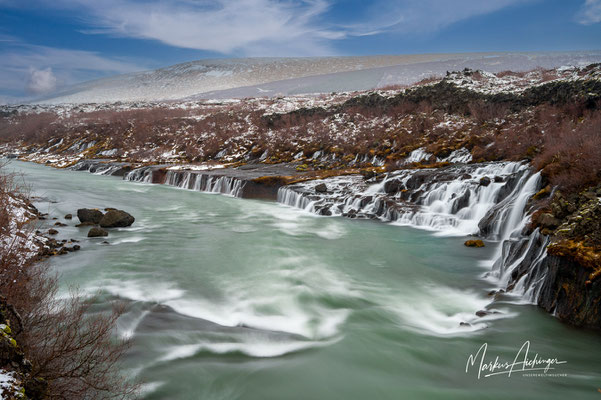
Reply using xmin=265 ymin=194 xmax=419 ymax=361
xmin=383 ymin=178 xmax=403 ymax=194
xmin=314 ymin=183 xmax=328 ymax=193
xmin=451 ymin=190 xmax=471 ymax=213
xmin=64 ymin=214 xmax=73 ymax=220
xmin=99 ymin=210 xmax=135 ymax=228
xmin=88 ymin=227 xmax=108 ymax=237
xmin=479 ymin=176 xmax=491 ymax=187
xmin=405 ymin=171 xmax=430 ymax=190
xmin=77 ymin=208 xmax=103 ymax=224
xmin=48 ymin=229 xmax=58 ymax=235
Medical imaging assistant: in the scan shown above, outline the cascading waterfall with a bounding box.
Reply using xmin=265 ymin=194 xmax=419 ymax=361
xmin=70 ymin=160 xmax=127 ymax=176
xmin=124 ymin=166 xmax=154 ymax=183
xmin=277 ymin=162 xmax=530 ymax=236
xmin=482 ymin=172 xmax=553 ymax=303
xmin=163 ymin=170 xmax=244 ymax=197
xmin=93 ymin=164 xmax=123 ymax=176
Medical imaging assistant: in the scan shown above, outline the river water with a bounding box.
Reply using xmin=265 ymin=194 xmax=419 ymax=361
xmin=9 ymin=161 xmax=601 ymax=400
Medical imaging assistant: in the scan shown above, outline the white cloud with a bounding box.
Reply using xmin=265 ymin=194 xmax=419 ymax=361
xmin=40 ymin=0 xmax=532 ymax=56
xmin=61 ymin=0 xmax=340 ymax=56
xmin=0 ymin=42 xmax=146 ymax=99
xmin=578 ymin=0 xmax=601 ymax=24
xmin=26 ymin=67 xmax=57 ymax=94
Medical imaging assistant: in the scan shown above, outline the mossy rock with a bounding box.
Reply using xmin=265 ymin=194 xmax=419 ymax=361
xmin=465 ymin=239 xmax=485 ymax=248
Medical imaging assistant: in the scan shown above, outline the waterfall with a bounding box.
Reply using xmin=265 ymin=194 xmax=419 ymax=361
xmin=403 ymin=148 xmax=433 ymax=164
xmin=163 ymin=170 xmax=244 ymax=197
xmin=500 ymin=172 xmax=542 ymax=240
xmin=483 ymin=171 xmax=544 ymax=283
xmin=124 ymin=166 xmax=154 ymax=183
xmin=277 ymin=162 xmax=530 ymax=236
xmin=93 ymin=164 xmax=123 ymax=176
xmin=70 ymin=160 xmax=125 ymax=176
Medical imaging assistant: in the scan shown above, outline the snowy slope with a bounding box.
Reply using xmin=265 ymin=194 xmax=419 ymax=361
xmin=34 ymin=52 xmax=601 ymax=104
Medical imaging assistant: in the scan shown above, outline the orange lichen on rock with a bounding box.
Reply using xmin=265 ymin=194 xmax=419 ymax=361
xmin=547 ymin=240 xmax=601 ymax=279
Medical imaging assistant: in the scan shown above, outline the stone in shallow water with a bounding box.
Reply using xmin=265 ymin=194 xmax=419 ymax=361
xmin=77 ymin=208 xmax=103 ymax=224
xmin=99 ymin=210 xmax=135 ymax=228
xmin=464 ymin=239 xmax=485 ymax=247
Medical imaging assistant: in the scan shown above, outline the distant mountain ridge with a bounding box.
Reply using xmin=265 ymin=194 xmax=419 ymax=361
xmin=33 ymin=51 xmax=601 ymax=104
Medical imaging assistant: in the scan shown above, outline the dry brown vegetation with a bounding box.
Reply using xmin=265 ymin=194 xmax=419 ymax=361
xmin=0 ymin=166 xmax=134 ymax=399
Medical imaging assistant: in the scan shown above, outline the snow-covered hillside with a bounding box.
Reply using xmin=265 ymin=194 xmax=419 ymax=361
xmin=32 ymin=51 xmax=601 ymax=104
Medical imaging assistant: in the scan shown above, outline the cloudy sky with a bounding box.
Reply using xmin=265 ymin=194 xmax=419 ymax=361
xmin=1 ymin=0 xmax=600 ymax=102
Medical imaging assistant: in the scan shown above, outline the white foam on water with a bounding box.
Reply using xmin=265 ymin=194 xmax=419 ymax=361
xmin=118 ymin=310 xmax=150 ymax=340
xmin=163 ymin=256 xmax=358 ymax=340
xmin=90 ymin=278 xmax=185 ymax=304
xmin=164 ymin=296 xmax=350 ymax=340
xmin=158 ymin=338 xmax=339 ymax=360
xmin=137 ymin=381 xmax=165 ymax=396
xmin=314 ymin=223 xmax=346 ymax=240
xmin=386 ymin=284 xmax=492 ymax=336
xmin=112 ymin=236 xmax=146 ymax=245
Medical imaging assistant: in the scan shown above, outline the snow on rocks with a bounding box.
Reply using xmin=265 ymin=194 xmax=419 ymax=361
xmin=0 ymin=370 xmax=23 ymax=399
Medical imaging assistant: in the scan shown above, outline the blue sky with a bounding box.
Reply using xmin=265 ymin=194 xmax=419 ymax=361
xmin=1 ymin=0 xmax=600 ymax=101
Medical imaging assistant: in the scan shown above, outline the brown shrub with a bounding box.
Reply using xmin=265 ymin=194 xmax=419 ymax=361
xmin=0 ymin=165 xmax=135 ymax=400
xmin=534 ymin=111 xmax=601 ymax=190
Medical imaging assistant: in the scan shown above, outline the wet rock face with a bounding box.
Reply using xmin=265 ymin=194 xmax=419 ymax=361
xmin=99 ymin=210 xmax=135 ymax=228
xmin=537 ymin=255 xmax=601 ymax=330
xmin=77 ymin=208 xmax=103 ymax=224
